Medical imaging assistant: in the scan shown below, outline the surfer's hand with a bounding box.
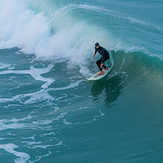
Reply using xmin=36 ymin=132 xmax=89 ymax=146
xmin=100 ymin=63 xmax=103 ymax=68
xmin=93 ymin=53 xmax=96 ymax=57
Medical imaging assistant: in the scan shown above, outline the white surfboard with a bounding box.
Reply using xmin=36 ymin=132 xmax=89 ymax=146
xmin=88 ymin=69 xmax=110 ymax=81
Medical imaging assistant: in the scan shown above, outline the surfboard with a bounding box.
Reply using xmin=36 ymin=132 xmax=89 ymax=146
xmin=88 ymin=69 xmax=110 ymax=81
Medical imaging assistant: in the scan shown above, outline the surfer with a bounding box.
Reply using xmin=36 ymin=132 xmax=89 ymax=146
xmin=93 ymin=43 xmax=110 ymax=75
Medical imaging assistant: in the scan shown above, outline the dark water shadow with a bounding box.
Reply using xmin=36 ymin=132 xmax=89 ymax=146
xmin=91 ymin=75 xmax=123 ymax=105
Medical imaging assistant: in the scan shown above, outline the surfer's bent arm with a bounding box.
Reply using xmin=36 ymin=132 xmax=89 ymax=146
xmin=93 ymin=50 xmax=97 ymax=56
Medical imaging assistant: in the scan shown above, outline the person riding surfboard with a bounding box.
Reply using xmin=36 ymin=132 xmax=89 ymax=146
xmin=93 ymin=43 xmax=110 ymax=75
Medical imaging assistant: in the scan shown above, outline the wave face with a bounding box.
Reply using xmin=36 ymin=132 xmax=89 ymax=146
xmin=0 ymin=0 xmax=163 ymax=162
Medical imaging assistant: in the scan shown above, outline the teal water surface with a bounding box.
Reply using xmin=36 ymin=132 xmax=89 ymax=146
xmin=0 ymin=0 xmax=163 ymax=162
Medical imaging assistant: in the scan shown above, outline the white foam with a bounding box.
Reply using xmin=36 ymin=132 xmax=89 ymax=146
xmin=30 ymin=145 xmax=52 ymax=149
xmin=119 ymin=57 xmax=126 ymax=70
xmin=0 ymin=119 xmax=27 ymax=131
xmin=0 ymin=138 xmax=7 ymax=141
xmin=0 ymin=0 xmax=112 ymax=78
xmin=93 ymin=109 xmax=105 ymax=121
xmin=0 ymin=143 xmax=30 ymax=163
xmin=0 ymin=109 xmax=53 ymax=132
xmin=63 ymin=119 xmax=73 ymax=125
xmin=32 ymin=120 xmax=53 ymax=125
xmin=21 ymin=141 xmax=41 ymax=146
xmin=0 ymin=79 xmax=81 ymax=104
xmin=21 ymin=135 xmax=36 ymax=141
xmin=23 ymin=90 xmax=55 ymax=104
xmin=0 ymin=117 xmax=53 ymax=132
xmin=29 ymin=151 xmax=52 ymax=163
xmin=0 ymin=0 xmax=51 ymax=53
xmin=0 ymin=63 xmax=56 ymax=104
xmin=40 ymin=132 xmax=55 ymax=137
xmin=0 ymin=63 xmax=54 ymax=89
xmin=0 ymin=63 xmax=14 ymax=69
xmin=4 ymin=104 xmax=20 ymax=109
xmin=54 ymin=141 xmax=65 ymax=146
xmin=0 ymin=0 xmax=78 ymax=56
xmin=63 ymin=119 xmax=79 ymax=125
xmin=43 ymin=107 xmax=60 ymax=115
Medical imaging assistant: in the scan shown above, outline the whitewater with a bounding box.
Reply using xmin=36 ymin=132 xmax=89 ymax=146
xmin=0 ymin=0 xmax=163 ymax=162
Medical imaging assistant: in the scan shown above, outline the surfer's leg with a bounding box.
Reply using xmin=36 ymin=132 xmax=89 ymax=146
xmin=96 ymin=58 xmax=104 ymax=75
xmin=96 ymin=57 xmax=103 ymax=71
xmin=103 ymin=55 xmax=109 ymax=70
xmin=103 ymin=64 xmax=108 ymax=70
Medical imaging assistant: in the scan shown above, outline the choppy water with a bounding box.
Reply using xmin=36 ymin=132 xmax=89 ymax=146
xmin=0 ymin=0 xmax=163 ymax=162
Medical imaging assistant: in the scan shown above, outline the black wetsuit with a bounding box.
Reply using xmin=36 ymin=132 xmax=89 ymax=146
xmin=95 ymin=46 xmax=109 ymax=71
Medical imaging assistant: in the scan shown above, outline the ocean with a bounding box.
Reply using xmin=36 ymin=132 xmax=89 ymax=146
xmin=0 ymin=0 xmax=163 ymax=162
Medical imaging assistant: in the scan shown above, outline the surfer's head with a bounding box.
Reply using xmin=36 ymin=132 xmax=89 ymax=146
xmin=95 ymin=43 xmax=100 ymax=48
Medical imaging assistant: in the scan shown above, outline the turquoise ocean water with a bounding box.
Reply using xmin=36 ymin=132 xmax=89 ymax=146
xmin=0 ymin=0 xmax=163 ymax=162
